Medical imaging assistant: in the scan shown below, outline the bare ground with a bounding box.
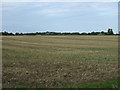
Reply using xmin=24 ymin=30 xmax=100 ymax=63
xmin=3 ymin=59 xmax=118 ymax=88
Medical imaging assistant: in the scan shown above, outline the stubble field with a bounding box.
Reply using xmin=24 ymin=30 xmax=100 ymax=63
xmin=2 ymin=35 xmax=118 ymax=88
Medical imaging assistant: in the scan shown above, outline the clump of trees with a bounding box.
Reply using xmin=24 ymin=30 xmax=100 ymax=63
xmin=107 ymin=28 xmax=114 ymax=35
xmin=0 ymin=31 xmax=14 ymax=36
xmin=0 ymin=28 xmax=118 ymax=36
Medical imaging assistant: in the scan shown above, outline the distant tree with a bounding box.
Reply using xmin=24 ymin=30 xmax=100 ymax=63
xmin=9 ymin=32 xmax=14 ymax=35
xmin=87 ymin=33 xmax=91 ymax=35
xmin=91 ymin=32 xmax=96 ymax=35
xmin=1 ymin=29 xmax=116 ymax=36
xmin=2 ymin=31 xmax=9 ymax=35
xmin=107 ymin=29 xmax=114 ymax=35
xmin=90 ymin=32 xmax=97 ymax=35
xmin=19 ymin=33 xmax=23 ymax=35
xmin=101 ymin=31 xmax=105 ymax=35
xmin=15 ymin=32 xmax=20 ymax=35
xmin=62 ymin=32 xmax=71 ymax=35
xmin=36 ymin=32 xmax=40 ymax=35
xmin=72 ymin=32 xmax=80 ymax=35
xmin=0 ymin=32 xmax=2 ymax=36
xmin=81 ymin=32 xmax=87 ymax=35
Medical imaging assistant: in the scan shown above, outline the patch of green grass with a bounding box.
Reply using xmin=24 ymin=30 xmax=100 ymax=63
xmin=3 ymin=79 xmax=118 ymax=88
xmin=62 ymin=79 xmax=118 ymax=88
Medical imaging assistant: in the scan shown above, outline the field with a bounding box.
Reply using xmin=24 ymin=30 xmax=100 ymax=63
xmin=2 ymin=35 xmax=118 ymax=88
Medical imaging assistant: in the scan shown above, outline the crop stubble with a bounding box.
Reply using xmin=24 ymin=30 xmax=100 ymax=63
xmin=2 ymin=35 xmax=118 ymax=88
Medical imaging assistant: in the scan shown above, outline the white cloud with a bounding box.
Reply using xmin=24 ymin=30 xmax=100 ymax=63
xmin=41 ymin=9 xmax=69 ymax=14
xmin=90 ymin=3 xmax=117 ymax=11
xmin=2 ymin=2 xmax=118 ymax=17
xmin=39 ymin=8 xmax=70 ymax=16
xmin=2 ymin=2 xmax=27 ymax=12
xmin=36 ymin=2 xmax=117 ymax=16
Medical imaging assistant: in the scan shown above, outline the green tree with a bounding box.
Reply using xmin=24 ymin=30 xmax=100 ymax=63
xmin=15 ymin=32 xmax=20 ymax=35
xmin=108 ymin=29 xmax=114 ymax=35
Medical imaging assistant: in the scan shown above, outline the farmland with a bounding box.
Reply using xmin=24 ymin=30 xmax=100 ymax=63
xmin=2 ymin=35 xmax=118 ymax=88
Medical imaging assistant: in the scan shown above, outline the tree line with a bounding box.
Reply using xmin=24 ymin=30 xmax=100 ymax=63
xmin=1 ymin=28 xmax=118 ymax=36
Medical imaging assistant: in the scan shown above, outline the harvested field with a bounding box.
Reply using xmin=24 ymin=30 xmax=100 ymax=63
xmin=2 ymin=35 xmax=118 ymax=88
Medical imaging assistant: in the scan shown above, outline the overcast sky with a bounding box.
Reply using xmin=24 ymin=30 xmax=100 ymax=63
xmin=2 ymin=2 xmax=118 ymax=33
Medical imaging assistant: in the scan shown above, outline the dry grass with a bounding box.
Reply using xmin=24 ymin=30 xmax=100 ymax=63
xmin=2 ymin=35 xmax=118 ymax=88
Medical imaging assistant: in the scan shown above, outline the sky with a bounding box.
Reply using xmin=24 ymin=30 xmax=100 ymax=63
xmin=2 ymin=2 xmax=118 ymax=33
